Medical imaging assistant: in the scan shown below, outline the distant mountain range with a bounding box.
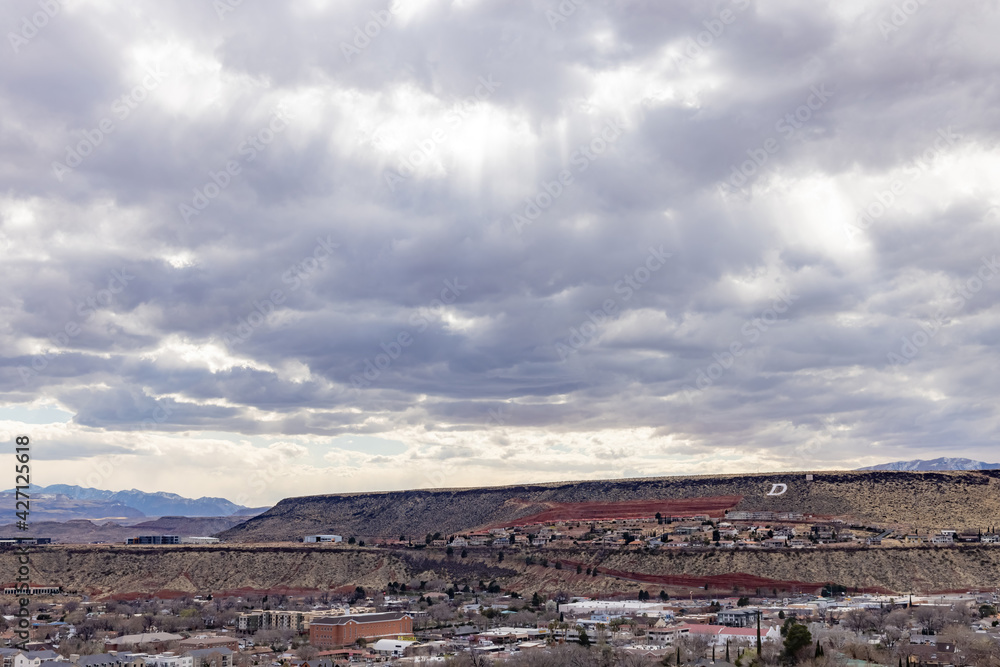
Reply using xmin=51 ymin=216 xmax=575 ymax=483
xmin=2 ymin=484 xmax=268 ymax=519
xmin=856 ymin=457 xmax=1000 ymax=471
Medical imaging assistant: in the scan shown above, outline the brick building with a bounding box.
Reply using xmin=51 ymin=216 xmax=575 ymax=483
xmin=309 ymin=613 xmax=413 ymax=647
xmin=178 ymin=637 xmax=239 ymax=652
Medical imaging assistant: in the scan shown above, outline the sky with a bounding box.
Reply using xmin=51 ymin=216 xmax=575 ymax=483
xmin=1 ymin=0 xmax=998 ymax=507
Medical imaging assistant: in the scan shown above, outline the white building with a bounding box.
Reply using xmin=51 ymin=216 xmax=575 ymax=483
xmin=304 ymin=535 xmax=342 ymax=543
xmin=372 ymin=639 xmax=417 ymax=657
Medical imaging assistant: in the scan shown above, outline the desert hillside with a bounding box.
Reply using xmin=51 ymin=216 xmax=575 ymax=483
xmin=218 ymin=469 xmax=1000 ymax=542
xmin=5 ymin=543 xmax=1000 ymax=598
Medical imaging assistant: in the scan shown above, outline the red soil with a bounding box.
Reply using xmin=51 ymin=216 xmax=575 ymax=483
xmin=550 ymin=559 xmax=893 ymax=595
xmin=492 ymin=495 xmax=743 ymax=527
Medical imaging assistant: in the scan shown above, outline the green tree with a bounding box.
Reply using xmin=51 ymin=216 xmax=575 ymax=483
xmin=737 ymin=596 xmax=750 ymax=607
xmin=778 ymin=610 xmax=786 ymax=619
xmin=659 ymin=590 xmax=669 ymax=601
xmin=577 ymin=628 xmax=591 ymax=648
xmin=979 ymin=604 xmax=997 ymax=618
xmin=783 ymin=623 xmax=812 ymax=662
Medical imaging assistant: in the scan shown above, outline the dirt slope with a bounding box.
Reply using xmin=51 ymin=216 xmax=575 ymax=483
xmin=4 ymin=543 xmax=1000 ymax=598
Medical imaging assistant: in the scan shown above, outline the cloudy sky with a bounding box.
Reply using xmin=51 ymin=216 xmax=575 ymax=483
xmin=1 ymin=0 xmax=998 ymax=506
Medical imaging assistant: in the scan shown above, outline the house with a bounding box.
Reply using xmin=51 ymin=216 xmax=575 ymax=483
xmin=762 ymin=538 xmax=787 ymax=548
xmin=13 ymin=651 xmax=61 ymax=667
xmin=309 ymin=613 xmax=413 ymax=648
xmin=930 ymin=534 xmax=954 ymax=545
xmin=0 ymin=649 xmax=21 ymax=667
xmin=450 ymin=537 xmax=468 ymax=547
xmin=304 ymin=535 xmax=342 ymax=543
xmin=904 ymin=642 xmax=957 ymax=666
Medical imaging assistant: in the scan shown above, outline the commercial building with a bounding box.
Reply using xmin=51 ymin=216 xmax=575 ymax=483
xmin=717 ymin=609 xmax=761 ymax=627
xmin=177 ymin=638 xmax=238 ymax=652
xmin=304 ymin=535 xmax=342 ymax=543
xmin=309 ymin=613 xmax=413 ymax=647
xmin=126 ymin=536 xmax=181 ymax=545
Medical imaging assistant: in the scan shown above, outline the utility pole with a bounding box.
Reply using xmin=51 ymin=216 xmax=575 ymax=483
xmin=756 ymin=610 xmax=762 ymax=656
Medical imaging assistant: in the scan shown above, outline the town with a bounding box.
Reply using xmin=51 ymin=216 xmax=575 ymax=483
xmin=302 ymin=509 xmax=1000 ymax=552
xmin=1 ymin=582 xmax=998 ymax=666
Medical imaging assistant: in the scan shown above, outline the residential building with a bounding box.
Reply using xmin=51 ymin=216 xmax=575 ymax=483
xmin=13 ymin=652 xmax=61 ymax=667
xmin=303 ymin=535 xmax=342 ymax=543
xmin=134 ymin=653 xmax=191 ymax=667
xmin=185 ymin=649 xmax=231 ymax=667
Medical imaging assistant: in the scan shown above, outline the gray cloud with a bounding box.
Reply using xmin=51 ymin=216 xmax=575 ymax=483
xmin=1 ymin=0 xmax=999 ymax=501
